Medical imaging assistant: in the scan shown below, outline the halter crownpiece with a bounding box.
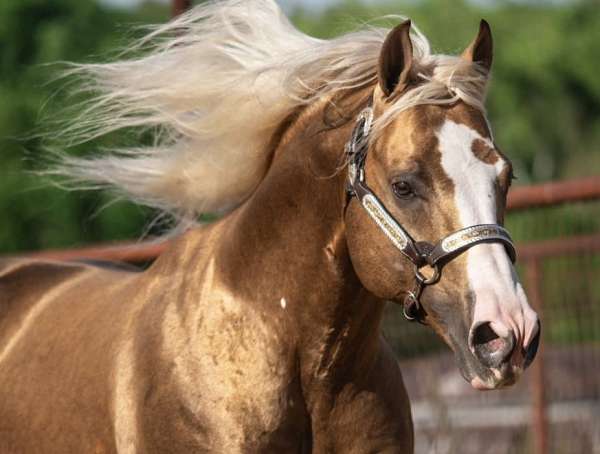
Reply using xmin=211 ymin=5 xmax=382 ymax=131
xmin=345 ymin=104 xmax=517 ymax=323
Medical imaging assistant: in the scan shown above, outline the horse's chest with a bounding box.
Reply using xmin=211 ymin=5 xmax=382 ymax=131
xmin=152 ymin=296 xmax=308 ymax=452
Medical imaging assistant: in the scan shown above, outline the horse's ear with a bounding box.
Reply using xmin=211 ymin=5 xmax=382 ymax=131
xmin=378 ymin=20 xmax=414 ymax=97
xmin=462 ymin=19 xmax=493 ymax=71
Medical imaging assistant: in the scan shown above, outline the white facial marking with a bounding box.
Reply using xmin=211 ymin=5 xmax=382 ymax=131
xmin=280 ymin=297 xmax=287 ymax=309
xmin=437 ymin=120 xmax=538 ymax=356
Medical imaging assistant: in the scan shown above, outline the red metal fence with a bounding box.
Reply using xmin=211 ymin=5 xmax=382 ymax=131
xmin=511 ymin=177 xmax=600 ymax=454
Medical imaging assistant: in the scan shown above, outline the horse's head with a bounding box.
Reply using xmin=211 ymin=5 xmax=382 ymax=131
xmin=345 ymin=20 xmax=540 ymax=390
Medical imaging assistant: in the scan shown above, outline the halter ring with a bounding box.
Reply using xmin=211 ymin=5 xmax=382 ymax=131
xmin=415 ymin=263 xmax=440 ymax=286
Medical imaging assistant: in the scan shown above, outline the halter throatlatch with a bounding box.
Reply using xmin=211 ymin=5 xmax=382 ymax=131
xmin=345 ymin=105 xmax=516 ymax=323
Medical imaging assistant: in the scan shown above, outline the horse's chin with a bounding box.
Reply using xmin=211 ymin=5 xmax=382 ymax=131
xmin=463 ymin=361 xmax=523 ymax=391
xmin=470 ymin=373 xmax=517 ymax=391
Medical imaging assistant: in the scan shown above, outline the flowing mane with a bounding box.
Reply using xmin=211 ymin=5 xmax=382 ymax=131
xmin=48 ymin=0 xmax=488 ymax=229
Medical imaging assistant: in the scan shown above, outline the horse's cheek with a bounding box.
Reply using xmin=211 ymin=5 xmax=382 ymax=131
xmin=344 ymin=202 xmax=411 ymax=300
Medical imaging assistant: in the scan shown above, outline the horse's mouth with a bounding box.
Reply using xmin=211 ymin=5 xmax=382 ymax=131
xmin=453 ymin=345 xmax=528 ymax=391
xmin=469 ymin=365 xmax=521 ymax=390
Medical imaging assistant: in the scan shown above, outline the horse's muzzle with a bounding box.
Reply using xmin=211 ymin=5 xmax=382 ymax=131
xmin=468 ymin=319 xmax=541 ymax=389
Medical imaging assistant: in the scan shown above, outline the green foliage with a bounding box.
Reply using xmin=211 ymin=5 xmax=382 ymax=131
xmin=0 ymin=0 xmax=168 ymax=253
xmin=0 ymin=0 xmax=599 ymax=255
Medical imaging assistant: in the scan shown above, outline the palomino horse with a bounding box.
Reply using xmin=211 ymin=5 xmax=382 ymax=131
xmin=0 ymin=1 xmax=540 ymax=452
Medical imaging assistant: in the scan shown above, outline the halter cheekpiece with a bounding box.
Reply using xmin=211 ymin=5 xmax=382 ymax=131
xmin=345 ymin=103 xmax=516 ymax=323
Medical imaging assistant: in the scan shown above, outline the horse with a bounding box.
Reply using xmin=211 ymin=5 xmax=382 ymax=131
xmin=0 ymin=1 xmax=540 ymax=452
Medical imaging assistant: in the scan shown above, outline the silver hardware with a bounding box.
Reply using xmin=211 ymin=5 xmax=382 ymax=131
xmin=361 ymin=194 xmax=409 ymax=250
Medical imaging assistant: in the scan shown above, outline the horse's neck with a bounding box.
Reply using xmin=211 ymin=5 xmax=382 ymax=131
xmin=215 ymin=94 xmax=385 ymax=390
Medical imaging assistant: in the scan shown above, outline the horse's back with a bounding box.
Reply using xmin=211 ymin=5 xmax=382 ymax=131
xmin=0 ymin=258 xmax=139 ymax=453
xmin=0 ymin=258 xmax=138 ymax=345
xmin=0 ymin=259 xmax=88 ymax=345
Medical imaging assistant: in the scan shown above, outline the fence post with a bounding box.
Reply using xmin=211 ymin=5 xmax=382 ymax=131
xmin=525 ymin=259 xmax=548 ymax=454
xmin=172 ymin=0 xmax=192 ymax=17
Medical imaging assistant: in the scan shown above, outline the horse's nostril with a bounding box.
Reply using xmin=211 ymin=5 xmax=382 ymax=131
xmin=523 ymin=321 xmax=541 ymax=368
xmin=472 ymin=322 xmax=499 ymax=345
xmin=470 ymin=322 xmax=515 ymax=369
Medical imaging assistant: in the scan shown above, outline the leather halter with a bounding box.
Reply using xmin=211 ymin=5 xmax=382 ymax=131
xmin=345 ymin=104 xmax=516 ymax=323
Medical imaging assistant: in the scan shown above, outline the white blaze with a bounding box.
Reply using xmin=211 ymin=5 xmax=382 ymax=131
xmin=437 ymin=120 xmax=538 ymax=348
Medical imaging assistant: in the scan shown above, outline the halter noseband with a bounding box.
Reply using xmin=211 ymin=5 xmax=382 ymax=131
xmin=345 ymin=104 xmax=516 ymax=323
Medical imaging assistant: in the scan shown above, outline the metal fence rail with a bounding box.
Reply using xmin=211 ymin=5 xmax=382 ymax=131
xmin=507 ymin=176 xmax=600 ymax=211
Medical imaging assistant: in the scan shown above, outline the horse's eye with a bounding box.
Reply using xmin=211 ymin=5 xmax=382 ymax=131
xmin=392 ymin=180 xmax=414 ymax=199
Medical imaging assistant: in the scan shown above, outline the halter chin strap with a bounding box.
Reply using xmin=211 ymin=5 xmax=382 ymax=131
xmin=345 ymin=104 xmax=516 ymax=323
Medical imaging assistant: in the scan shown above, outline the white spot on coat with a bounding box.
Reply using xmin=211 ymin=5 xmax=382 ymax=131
xmin=280 ymin=298 xmax=287 ymax=309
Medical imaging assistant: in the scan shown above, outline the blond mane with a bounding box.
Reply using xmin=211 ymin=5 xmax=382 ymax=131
xmin=48 ymin=0 xmax=488 ymax=229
